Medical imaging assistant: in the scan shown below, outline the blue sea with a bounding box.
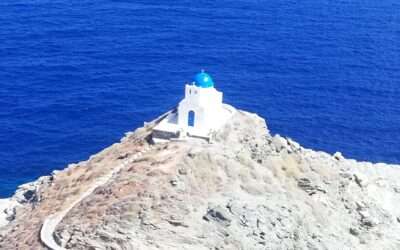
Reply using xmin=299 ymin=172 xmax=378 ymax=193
xmin=0 ymin=0 xmax=399 ymax=197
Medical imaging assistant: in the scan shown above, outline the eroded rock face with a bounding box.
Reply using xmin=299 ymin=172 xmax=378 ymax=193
xmin=0 ymin=174 xmax=54 ymax=232
xmin=1 ymin=108 xmax=400 ymax=250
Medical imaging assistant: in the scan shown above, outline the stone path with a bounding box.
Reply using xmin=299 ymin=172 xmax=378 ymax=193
xmin=40 ymin=147 xmax=150 ymax=250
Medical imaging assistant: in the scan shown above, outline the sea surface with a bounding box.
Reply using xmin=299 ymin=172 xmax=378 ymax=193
xmin=0 ymin=0 xmax=399 ymax=197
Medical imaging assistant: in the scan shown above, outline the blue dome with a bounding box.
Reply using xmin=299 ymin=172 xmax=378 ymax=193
xmin=194 ymin=71 xmax=214 ymax=88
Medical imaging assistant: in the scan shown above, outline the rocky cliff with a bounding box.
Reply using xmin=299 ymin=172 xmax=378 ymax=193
xmin=1 ymin=108 xmax=400 ymax=250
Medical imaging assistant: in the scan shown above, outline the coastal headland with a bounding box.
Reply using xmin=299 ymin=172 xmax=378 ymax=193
xmin=1 ymin=108 xmax=400 ymax=250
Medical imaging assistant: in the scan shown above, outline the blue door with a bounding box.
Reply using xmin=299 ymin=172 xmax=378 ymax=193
xmin=188 ymin=111 xmax=195 ymax=127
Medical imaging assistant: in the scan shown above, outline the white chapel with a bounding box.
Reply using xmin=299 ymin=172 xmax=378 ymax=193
xmin=152 ymin=71 xmax=234 ymax=142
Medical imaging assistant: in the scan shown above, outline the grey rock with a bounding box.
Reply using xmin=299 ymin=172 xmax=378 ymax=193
xmin=4 ymin=207 xmax=15 ymax=222
xmin=333 ymin=152 xmax=344 ymax=161
xmin=271 ymin=135 xmax=288 ymax=152
xmin=2 ymin=108 xmax=400 ymax=250
xmin=354 ymin=173 xmax=368 ymax=188
xmin=349 ymin=227 xmax=359 ymax=236
xmin=14 ymin=183 xmax=38 ymax=204
xmin=203 ymin=206 xmax=232 ymax=227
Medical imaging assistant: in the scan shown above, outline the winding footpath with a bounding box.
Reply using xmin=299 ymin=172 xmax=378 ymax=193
xmin=40 ymin=147 xmax=151 ymax=250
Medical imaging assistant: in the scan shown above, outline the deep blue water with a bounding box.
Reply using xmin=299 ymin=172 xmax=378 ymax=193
xmin=0 ymin=0 xmax=399 ymax=197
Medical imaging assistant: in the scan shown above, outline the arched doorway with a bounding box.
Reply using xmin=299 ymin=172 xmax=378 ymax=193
xmin=188 ymin=111 xmax=195 ymax=127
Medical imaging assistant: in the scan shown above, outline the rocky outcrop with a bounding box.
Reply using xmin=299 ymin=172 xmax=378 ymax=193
xmin=0 ymin=170 xmax=55 ymax=233
xmin=1 ymin=108 xmax=400 ymax=250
